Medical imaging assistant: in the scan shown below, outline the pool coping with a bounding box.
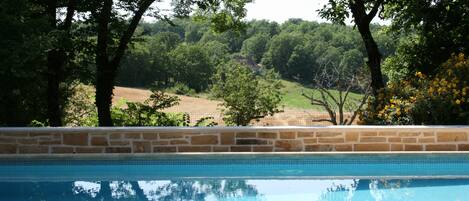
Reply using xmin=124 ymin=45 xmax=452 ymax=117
xmin=2 ymin=125 xmax=469 ymax=133
xmin=2 ymin=151 xmax=469 ymax=161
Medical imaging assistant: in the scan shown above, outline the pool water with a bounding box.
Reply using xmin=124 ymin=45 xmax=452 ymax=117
xmin=1 ymin=154 xmax=469 ymax=201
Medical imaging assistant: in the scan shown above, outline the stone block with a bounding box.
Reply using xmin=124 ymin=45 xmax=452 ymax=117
xmin=91 ymin=137 xmax=108 ymax=146
xmin=221 ymin=133 xmax=235 ymax=145
xmin=354 ymin=144 xmax=390 ymax=151
xmin=124 ymin=133 xmax=141 ymax=139
xmin=76 ymin=147 xmax=103 ymax=153
xmin=230 ymin=146 xmax=252 ymax=152
xmin=253 ymin=146 xmax=274 ymax=152
xmin=159 ymin=133 xmax=184 ymax=139
xmin=318 ymin=138 xmax=344 ymax=143
xmin=133 ymin=141 xmax=151 ymax=153
xmin=258 ymin=132 xmax=278 ymax=139
xmin=360 ymin=137 xmax=386 ymax=143
xmin=105 ymin=147 xmax=131 ymax=153
xmin=437 ymin=132 xmax=467 ymax=142
xmin=153 ymin=146 xmax=177 ymax=153
xmin=275 ymin=140 xmax=302 ymax=151
xmin=236 ymin=132 xmax=256 ymax=138
xmin=405 ymin=144 xmax=423 ymax=151
xmin=426 ymin=144 xmax=457 ymax=151
xmin=178 ymin=146 xmax=211 ymax=152
xmin=345 ymin=132 xmax=359 ymax=142
xmin=0 ymin=144 xmax=17 ymax=154
xmin=236 ymin=139 xmax=267 ymax=145
xmin=280 ymin=132 xmax=296 ymax=139
xmin=63 ymin=133 xmax=88 ymax=146
xmin=19 ymin=146 xmax=48 ymax=154
xmin=51 ymin=147 xmax=74 ymax=154
xmin=191 ymin=135 xmax=218 ymax=145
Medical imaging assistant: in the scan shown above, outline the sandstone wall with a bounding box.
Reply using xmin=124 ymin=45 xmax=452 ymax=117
xmin=0 ymin=126 xmax=468 ymax=154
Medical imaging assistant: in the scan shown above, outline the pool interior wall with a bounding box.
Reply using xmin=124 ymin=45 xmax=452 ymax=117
xmin=1 ymin=152 xmax=469 ymax=180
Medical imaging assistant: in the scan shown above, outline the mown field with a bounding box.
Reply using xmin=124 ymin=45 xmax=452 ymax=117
xmin=112 ymin=80 xmax=364 ymax=125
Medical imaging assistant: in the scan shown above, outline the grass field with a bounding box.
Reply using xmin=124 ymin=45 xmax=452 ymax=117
xmin=112 ymin=80 xmax=363 ymax=125
xmin=279 ymin=80 xmax=364 ymax=111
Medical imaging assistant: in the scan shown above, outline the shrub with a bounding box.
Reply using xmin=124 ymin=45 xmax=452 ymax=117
xmin=111 ymin=90 xmax=186 ymax=126
xmin=360 ymin=53 xmax=469 ymax=125
xmin=166 ymin=82 xmax=196 ymax=96
xmin=211 ymin=61 xmax=283 ymax=126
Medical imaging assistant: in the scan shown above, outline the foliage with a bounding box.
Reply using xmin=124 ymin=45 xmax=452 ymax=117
xmin=169 ymin=43 xmax=214 ymax=92
xmin=0 ymin=0 xmax=50 ymax=126
xmin=63 ymin=84 xmax=98 ymax=127
xmin=211 ymin=61 xmax=283 ymax=126
xmin=166 ymin=83 xmax=197 ymax=96
xmin=241 ymin=33 xmax=270 ymax=63
xmin=360 ymin=53 xmax=469 ymax=125
xmin=383 ymin=0 xmax=469 ymax=75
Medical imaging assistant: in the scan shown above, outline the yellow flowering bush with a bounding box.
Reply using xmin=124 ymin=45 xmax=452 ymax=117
xmin=360 ymin=53 xmax=469 ymax=125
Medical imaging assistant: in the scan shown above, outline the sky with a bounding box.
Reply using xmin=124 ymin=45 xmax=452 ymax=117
xmin=147 ymin=0 xmax=389 ymax=25
xmin=245 ymin=0 xmax=389 ymax=25
xmin=245 ymin=0 xmax=329 ymax=23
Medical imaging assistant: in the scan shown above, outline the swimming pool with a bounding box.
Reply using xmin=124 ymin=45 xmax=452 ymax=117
xmin=1 ymin=153 xmax=469 ymax=200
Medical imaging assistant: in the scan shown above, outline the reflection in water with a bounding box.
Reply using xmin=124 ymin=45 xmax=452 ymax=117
xmin=0 ymin=179 xmax=469 ymax=201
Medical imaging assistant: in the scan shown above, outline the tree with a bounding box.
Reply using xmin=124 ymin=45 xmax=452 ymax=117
xmin=319 ymin=0 xmax=385 ymax=95
xmin=211 ymin=61 xmax=283 ymax=126
xmin=94 ymin=0 xmax=252 ymax=126
xmin=170 ymin=43 xmax=214 ymax=92
xmin=240 ymin=33 xmax=270 ymax=63
xmin=286 ymin=42 xmax=317 ymax=83
xmin=0 ymin=0 xmax=51 ymax=126
xmin=261 ymin=32 xmax=303 ymax=78
xmin=303 ymin=66 xmax=370 ymax=125
xmin=44 ymin=0 xmax=76 ymax=126
xmin=383 ymin=0 xmax=469 ymax=75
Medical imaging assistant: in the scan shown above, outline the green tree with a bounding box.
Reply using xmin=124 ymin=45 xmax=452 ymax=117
xmin=203 ymin=41 xmax=231 ymax=65
xmin=261 ymin=32 xmax=304 ymax=78
xmin=170 ymin=44 xmax=214 ymax=92
xmin=241 ymin=33 xmax=270 ymax=63
xmin=93 ymin=0 xmax=252 ymax=126
xmin=211 ymin=61 xmax=283 ymax=126
xmin=286 ymin=42 xmax=317 ymax=83
xmin=246 ymin=19 xmax=280 ymax=37
xmin=383 ymin=0 xmax=469 ymax=76
xmin=0 ymin=0 xmax=50 ymax=126
xmin=319 ymin=0 xmax=386 ymax=95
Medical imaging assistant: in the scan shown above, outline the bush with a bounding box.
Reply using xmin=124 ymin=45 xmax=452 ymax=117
xmin=166 ymin=82 xmax=196 ymax=96
xmin=360 ymin=53 xmax=469 ymax=125
xmin=111 ymin=90 xmax=187 ymax=126
xmin=211 ymin=61 xmax=283 ymax=126
xmin=63 ymin=84 xmax=98 ymax=126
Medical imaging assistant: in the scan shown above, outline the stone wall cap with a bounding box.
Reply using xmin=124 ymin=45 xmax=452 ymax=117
xmin=0 ymin=126 xmax=468 ymax=133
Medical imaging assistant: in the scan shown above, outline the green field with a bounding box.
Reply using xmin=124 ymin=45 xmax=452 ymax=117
xmin=165 ymin=79 xmax=365 ymax=111
xmin=279 ymin=80 xmax=364 ymax=111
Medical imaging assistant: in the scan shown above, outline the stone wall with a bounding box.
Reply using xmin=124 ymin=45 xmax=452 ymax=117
xmin=0 ymin=126 xmax=468 ymax=154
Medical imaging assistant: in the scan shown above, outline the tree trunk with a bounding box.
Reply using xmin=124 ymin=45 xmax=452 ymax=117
xmin=356 ymin=22 xmax=384 ymax=95
xmin=45 ymin=0 xmax=62 ymax=126
xmin=46 ymin=0 xmax=75 ymax=126
xmin=96 ymin=65 xmax=115 ymax=126
xmin=349 ymin=0 xmax=385 ymax=95
xmin=95 ymin=0 xmax=113 ymax=126
xmin=47 ymin=50 xmax=64 ymax=126
xmin=95 ymin=0 xmax=155 ymax=126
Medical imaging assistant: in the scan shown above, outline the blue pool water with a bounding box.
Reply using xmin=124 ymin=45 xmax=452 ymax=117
xmin=1 ymin=153 xmax=469 ymax=201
